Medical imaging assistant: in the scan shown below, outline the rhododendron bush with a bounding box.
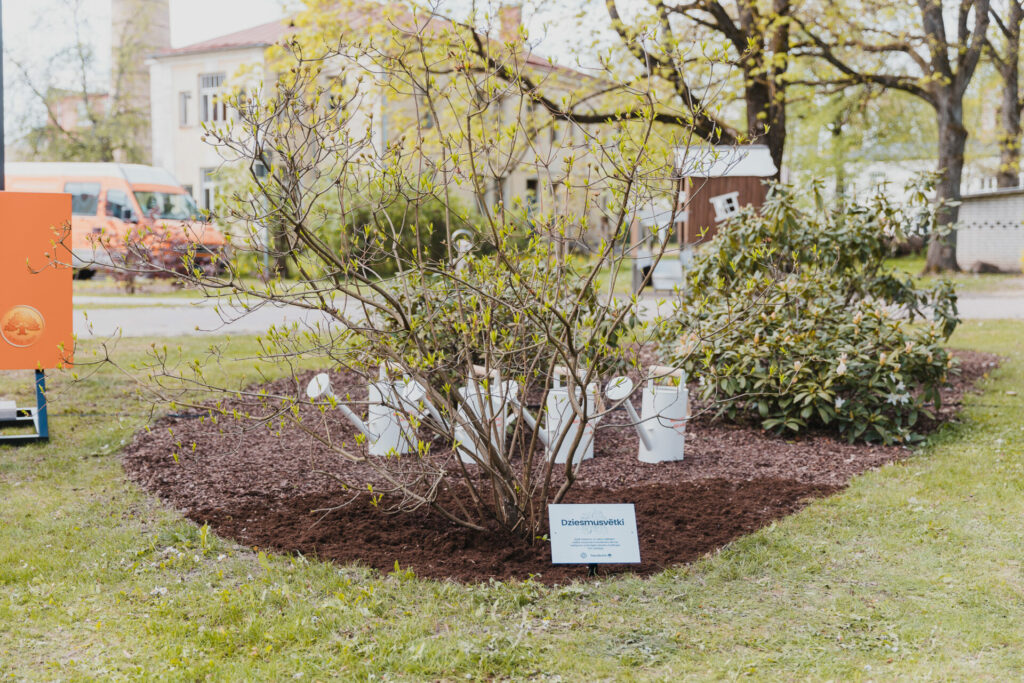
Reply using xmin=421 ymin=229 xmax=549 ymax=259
xmin=660 ymin=181 xmax=959 ymax=444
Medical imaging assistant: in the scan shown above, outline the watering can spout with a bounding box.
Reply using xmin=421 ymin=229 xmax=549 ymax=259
xmin=402 ymin=381 xmax=449 ymax=430
xmin=604 ymin=376 xmax=655 ymax=451
xmin=514 ymin=398 xmax=550 ymax=448
xmin=306 ymin=373 xmax=375 ymax=440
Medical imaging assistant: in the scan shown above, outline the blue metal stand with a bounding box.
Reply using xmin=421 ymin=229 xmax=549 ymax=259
xmin=0 ymin=370 xmax=49 ymax=444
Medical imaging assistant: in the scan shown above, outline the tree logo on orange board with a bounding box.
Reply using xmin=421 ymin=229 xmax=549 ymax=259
xmin=1 ymin=305 xmax=46 ymax=348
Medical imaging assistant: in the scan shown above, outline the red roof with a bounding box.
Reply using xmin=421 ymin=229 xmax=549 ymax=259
xmin=156 ymin=11 xmax=585 ymax=80
xmin=158 ymin=20 xmax=288 ymax=57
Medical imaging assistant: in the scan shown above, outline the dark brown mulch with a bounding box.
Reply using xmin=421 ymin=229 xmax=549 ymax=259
xmin=190 ymin=479 xmax=839 ymax=583
xmin=122 ymin=350 xmax=997 ymax=583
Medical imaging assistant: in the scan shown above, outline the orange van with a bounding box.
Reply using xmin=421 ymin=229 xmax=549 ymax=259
xmin=5 ymin=162 xmax=227 ymax=278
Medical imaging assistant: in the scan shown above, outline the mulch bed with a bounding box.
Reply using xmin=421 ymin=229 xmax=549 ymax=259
xmin=122 ymin=350 xmax=997 ymax=584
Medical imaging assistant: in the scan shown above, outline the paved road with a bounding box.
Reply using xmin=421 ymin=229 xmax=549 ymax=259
xmin=73 ymin=287 xmax=1024 ymax=339
xmin=956 ymin=293 xmax=1024 ymax=320
xmin=636 ymin=289 xmax=1024 ymax=323
xmin=73 ymin=295 xmax=350 ymax=338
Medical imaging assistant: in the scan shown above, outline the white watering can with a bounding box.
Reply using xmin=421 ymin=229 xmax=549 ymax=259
xmin=604 ymin=365 xmax=688 ymax=463
xmin=451 ymin=228 xmax=474 ymax=274
xmin=542 ymin=366 xmax=599 ymax=465
xmin=306 ymin=366 xmax=418 ymax=457
xmin=454 ymin=367 xmax=521 ymax=464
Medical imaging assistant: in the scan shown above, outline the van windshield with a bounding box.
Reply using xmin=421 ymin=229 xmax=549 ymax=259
xmin=133 ymin=191 xmax=201 ymax=221
xmin=65 ymin=182 xmax=101 ymax=216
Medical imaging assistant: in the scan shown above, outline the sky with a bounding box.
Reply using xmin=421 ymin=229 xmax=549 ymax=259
xmin=2 ymin=0 xmax=292 ymax=142
xmin=4 ymin=0 xmax=288 ymax=52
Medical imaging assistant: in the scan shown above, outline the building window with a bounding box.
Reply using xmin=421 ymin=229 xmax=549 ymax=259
xmin=76 ymin=101 xmax=93 ymax=127
xmin=414 ymin=87 xmax=434 ymax=129
xmin=327 ymin=93 xmax=345 ymax=119
xmin=64 ymin=182 xmax=101 ymax=216
xmin=105 ymin=189 xmax=132 ymax=220
xmin=525 ymin=178 xmax=539 ymax=217
xmin=234 ymin=90 xmax=256 ymax=121
xmin=200 ymin=167 xmax=217 ymax=212
xmin=709 ymin=191 xmax=740 ymax=222
xmin=325 ymin=74 xmax=347 ymax=116
xmin=199 ymin=73 xmax=227 ymax=123
xmin=179 ymin=91 xmax=192 ymax=127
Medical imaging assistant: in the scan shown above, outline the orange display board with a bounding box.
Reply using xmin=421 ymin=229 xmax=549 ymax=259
xmin=0 ymin=192 xmax=73 ymax=370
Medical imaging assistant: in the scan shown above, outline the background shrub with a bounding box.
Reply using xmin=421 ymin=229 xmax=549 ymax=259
xmin=660 ymin=180 xmax=959 ymax=444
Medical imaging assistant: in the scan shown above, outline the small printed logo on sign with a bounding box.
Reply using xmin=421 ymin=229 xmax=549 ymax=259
xmin=1 ymin=305 xmax=46 ymax=348
xmin=548 ymin=503 xmax=641 ymax=565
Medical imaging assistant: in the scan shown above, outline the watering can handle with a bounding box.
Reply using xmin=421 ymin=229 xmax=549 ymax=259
xmin=552 ymin=365 xmax=571 ymax=377
xmin=647 ymin=365 xmax=686 ymax=381
xmin=379 ymin=361 xmax=404 ymax=380
xmin=552 ymin=364 xmax=585 ymax=379
xmin=471 ymin=364 xmax=500 ymax=379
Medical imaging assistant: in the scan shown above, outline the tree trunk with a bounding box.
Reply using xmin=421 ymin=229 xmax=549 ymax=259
xmin=924 ymin=102 xmax=966 ymax=273
xmin=743 ymin=77 xmax=785 ymax=178
xmin=997 ymin=58 xmax=1021 ymax=188
xmin=271 ymin=220 xmax=292 ymax=278
xmin=996 ymin=3 xmax=1023 ymax=189
xmin=831 ymin=116 xmax=846 ymax=209
xmin=763 ymin=103 xmax=786 ymax=178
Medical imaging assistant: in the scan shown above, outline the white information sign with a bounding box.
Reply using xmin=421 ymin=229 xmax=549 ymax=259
xmin=548 ymin=504 xmax=641 ymax=564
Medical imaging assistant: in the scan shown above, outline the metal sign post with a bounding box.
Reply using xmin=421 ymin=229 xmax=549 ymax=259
xmin=0 ymin=371 xmax=49 ymax=444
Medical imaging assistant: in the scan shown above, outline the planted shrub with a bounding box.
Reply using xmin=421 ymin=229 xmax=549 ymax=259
xmin=85 ymin=11 xmax=685 ymax=541
xmin=378 ymin=253 xmax=636 ymax=376
xmin=661 ymin=181 xmax=959 ymax=443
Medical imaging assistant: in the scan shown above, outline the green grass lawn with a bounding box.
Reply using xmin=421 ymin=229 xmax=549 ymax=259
xmin=73 ymin=277 xmax=205 ymax=298
xmin=1 ymin=322 xmax=1023 ymax=679
xmin=885 ymin=254 xmax=1024 ymax=294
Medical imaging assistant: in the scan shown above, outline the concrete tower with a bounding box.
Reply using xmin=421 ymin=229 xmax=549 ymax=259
xmin=111 ymin=0 xmax=171 ymax=162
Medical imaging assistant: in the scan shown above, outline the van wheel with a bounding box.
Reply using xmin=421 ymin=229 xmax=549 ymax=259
xmin=74 ymin=269 xmax=96 ymax=281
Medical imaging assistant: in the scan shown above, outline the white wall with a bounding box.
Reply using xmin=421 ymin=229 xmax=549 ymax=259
xmin=149 ymin=46 xmax=269 ymax=199
xmin=957 ymin=190 xmax=1024 ymax=272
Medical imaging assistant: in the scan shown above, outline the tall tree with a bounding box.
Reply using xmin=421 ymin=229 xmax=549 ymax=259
xmin=604 ymin=0 xmax=794 ymax=172
xmin=458 ymin=2 xmax=796 ymax=173
xmin=799 ymin=0 xmax=992 ymax=272
xmin=986 ymin=0 xmax=1024 ymax=187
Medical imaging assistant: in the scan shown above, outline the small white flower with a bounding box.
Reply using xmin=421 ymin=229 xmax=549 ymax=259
xmin=150 ymin=586 xmax=168 ymax=596
xmin=886 ymin=392 xmax=911 ymax=406
xmin=835 ymin=397 xmax=846 ymax=410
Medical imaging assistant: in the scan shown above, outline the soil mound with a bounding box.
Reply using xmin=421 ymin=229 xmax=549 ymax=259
xmin=123 ymin=350 xmax=996 ymax=583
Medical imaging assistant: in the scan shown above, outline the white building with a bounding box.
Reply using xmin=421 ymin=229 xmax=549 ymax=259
xmin=147 ymin=11 xmax=614 ymax=241
xmin=148 ymin=20 xmax=283 ymax=209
